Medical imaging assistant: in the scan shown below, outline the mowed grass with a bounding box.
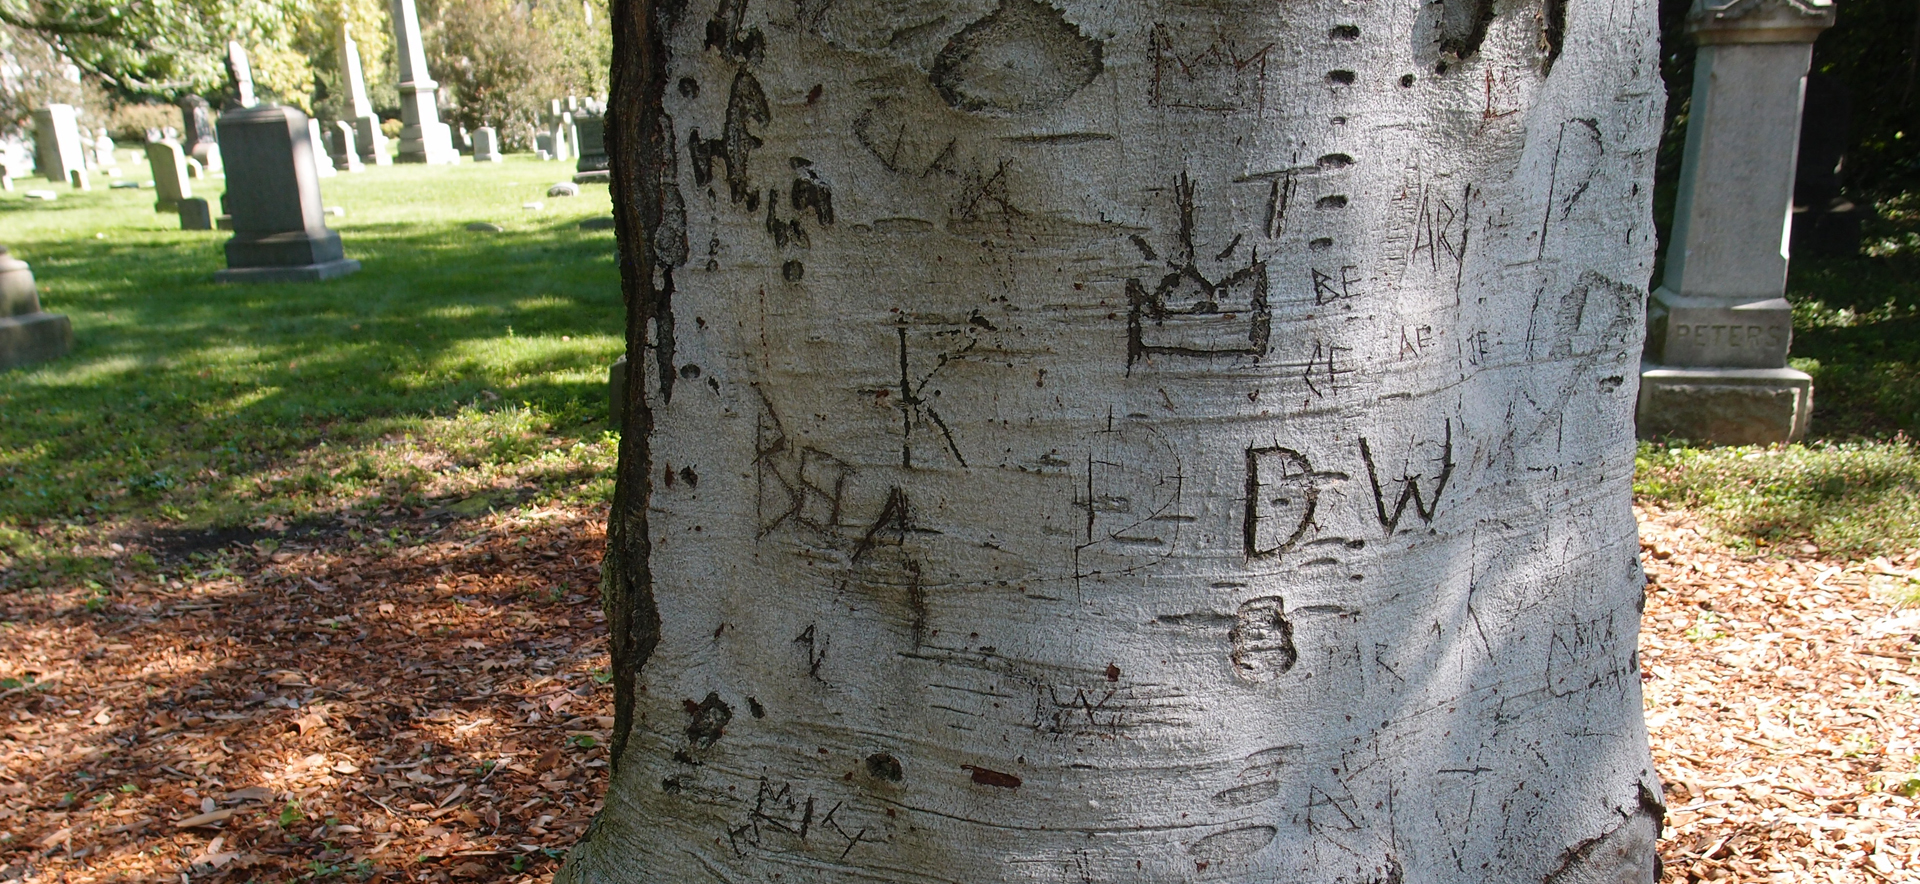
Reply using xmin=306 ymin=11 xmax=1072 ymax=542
xmin=1636 ymin=441 xmax=1920 ymax=560
xmin=0 ymin=155 xmax=622 ymax=585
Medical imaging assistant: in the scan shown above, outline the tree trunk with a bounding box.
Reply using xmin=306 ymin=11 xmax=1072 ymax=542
xmin=574 ymin=0 xmax=1667 ymax=881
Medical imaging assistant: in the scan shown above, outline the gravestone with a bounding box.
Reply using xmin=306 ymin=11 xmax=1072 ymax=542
xmin=535 ymin=132 xmax=554 ymax=157
xmin=179 ymin=96 xmax=218 ymax=167
xmin=572 ymin=111 xmax=608 ymax=183
xmin=550 ymin=118 xmax=571 ymax=163
xmin=0 ymin=246 xmax=73 ymax=371
xmin=473 ymin=127 xmax=503 ymax=162
xmin=306 ymin=119 xmax=337 ymax=178
xmin=179 ymin=198 xmax=213 ymax=231
xmin=146 ymin=141 xmax=192 ymax=212
xmin=355 ymin=117 xmax=392 ymax=166
xmin=337 ymin=24 xmax=390 ymax=166
xmin=67 ymin=169 xmax=88 ymax=191
xmin=389 ymin=0 xmax=459 ymax=164
xmin=331 ymin=122 xmax=365 ymax=172
xmin=31 ymin=105 xmax=85 ymax=184
xmin=226 ymin=41 xmax=257 ymax=108
xmin=1639 ymin=0 xmax=1835 ymax=444
xmin=213 ymin=105 xmax=360 ymax=283
xmin=91 ymin=130 xmax=116 ymax=170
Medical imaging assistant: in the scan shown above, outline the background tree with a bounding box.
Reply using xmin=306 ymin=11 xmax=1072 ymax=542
xmin=0 ymin=0 xmax=316 ymax=100
xmin=568 ymin=0 xmax=1666 ymax=881
xmin=0 ymin=20 xmax=92 ymax=136
xmin=421 ymin=0 xmax=607 ymax=141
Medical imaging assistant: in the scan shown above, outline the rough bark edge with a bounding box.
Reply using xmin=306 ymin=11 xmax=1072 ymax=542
xmin=602 ymin=0 xmax=681 ymax=773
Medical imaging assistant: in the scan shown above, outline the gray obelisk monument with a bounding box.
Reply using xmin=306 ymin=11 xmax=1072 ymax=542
xmin=388 ymin=0 xmax=458 ymax=164
xmin=339 ymin=24 xmax=391 ymax=166
xmin=226 ymin=41 xmax=258 ymax=108
xmin=1638 ymin=0 xmax=1835 ymax=444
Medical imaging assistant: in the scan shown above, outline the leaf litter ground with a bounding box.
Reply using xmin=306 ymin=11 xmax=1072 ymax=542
xmin=0 ymin=504 xmax=1914 ymax=883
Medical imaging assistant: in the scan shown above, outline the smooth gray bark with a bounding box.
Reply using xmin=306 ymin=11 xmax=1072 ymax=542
xmin=572 ymin=1 xmax=1666 ymax=881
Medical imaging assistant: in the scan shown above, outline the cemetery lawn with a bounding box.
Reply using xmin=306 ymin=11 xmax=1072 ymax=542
xmin=0 ymin=157 xmax=621 ymax=589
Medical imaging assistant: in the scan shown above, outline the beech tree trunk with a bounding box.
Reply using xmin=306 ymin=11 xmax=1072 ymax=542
xmin=573 ymin=0 xmax=1667 ymax=881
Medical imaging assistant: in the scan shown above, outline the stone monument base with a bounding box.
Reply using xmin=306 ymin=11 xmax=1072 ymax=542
xmin=0 ymin=310 xmax=73 ymax=371
xmin=216 ymin=259 xmax=361 ymax=284
xmin=226 ymin=229 xmax=345 ymax=267
xmin=572 ymin=170 xmax=610 ymax=185
xmin=1637 ymin=363 xmax=1813 ymax=445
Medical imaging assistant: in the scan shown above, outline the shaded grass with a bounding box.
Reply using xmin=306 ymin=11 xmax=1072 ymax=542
xmin=1785 ymin=193 xmax=1920 ymax=439
xmin=0 ymin=156 xmax=621 ymax=585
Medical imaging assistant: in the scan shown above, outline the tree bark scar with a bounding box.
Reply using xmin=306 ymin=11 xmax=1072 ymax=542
xmin=1541 ymin=0 xmax=1568 ymax=76
xmin=604 ymin=0 xmax=684 ymax=772
xmin=1437 ymin=0 xmax=1496 ymax=60
xmin=961 ymin=765 xmax=1022 ymax=788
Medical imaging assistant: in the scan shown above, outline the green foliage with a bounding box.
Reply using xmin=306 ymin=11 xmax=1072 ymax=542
xmin=1635 ymin=440 xmax=1920 ymax=558
xmin=423 ymin=0 xmax=608 ymax=142
xmin=1806 ymin=0 xmax=1920 ymax=201
xmin=0 ymin=0 xmax=317 ymax=101
xmin=1786 ymin=249 xmax=1920 ymax=439
xmin=0 ymin=158 xmax=622 ymax=586
xmin=0 ymin=22 xmax=96 ymax=137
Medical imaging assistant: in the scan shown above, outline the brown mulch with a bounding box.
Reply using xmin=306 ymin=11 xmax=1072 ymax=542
xmin=1640 ymin=504 xmax=1920 ymax=883
xmin=0 ymin=503 xmax=1914 ymax=882
xmin=0 ymin=507 xmax=613 ymax=884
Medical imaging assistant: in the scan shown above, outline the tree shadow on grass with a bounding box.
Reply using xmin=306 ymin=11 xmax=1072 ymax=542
xmin=1788 ymin=254 xmax=1920 ymax=439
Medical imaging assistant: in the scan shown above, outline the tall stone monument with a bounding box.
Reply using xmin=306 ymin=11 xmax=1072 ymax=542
xmin=388 ymin=0 xmax=458 ymax=164
xmin=214 ymin=105 xmax=360 ymax=283
xmin=31 ymin=105 xmax=85 ymax=184
xmin=0 ymin=246 xmax=72 ymax=371
xmin=226 ymin=41 xmax=258 ymax=109
xmin=338 ymin=24 xmax=390 ymax=166
xmin=1639 ymin=0 xmax=1835 ymax=445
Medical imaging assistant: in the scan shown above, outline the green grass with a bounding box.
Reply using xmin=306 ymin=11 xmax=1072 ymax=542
xmin=0 ymin=155 xmax=622 ymax=585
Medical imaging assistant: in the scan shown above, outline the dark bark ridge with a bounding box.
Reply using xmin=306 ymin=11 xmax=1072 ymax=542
xmin=603 ymin=0 xmax=686 ymax=771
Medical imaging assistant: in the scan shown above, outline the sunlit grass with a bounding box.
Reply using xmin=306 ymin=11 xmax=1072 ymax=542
xmin=1635 ymin=439 xmax=1920 ymax=559
xmin=0 ymin=156 xmax=621 ymax=585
